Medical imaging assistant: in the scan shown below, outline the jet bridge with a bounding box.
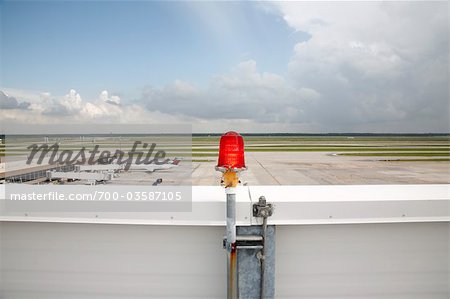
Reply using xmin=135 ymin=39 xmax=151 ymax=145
xmin=46 ymin=170 xmax=113 ymax=182
xmin=75 ymin=164 xmax=123 ymax=172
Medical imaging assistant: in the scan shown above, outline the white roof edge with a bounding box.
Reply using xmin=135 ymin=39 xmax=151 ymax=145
xmin=1 ymin=184 xmax=449 ymax=225
xmin=1 ymin=216 xmax=448 ymax=227
xmin=248 ymin=184 xmax=450 ymax=202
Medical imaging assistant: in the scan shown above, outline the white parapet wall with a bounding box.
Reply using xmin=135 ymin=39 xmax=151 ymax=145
xmin=0 ymin=184 xmax=449 ymax=298
xmin=1 ymin=184 xmax=448 ymax=225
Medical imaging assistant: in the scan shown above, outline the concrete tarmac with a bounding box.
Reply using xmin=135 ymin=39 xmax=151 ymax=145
xmin=191 ymin=152 xmax=449 ymax=185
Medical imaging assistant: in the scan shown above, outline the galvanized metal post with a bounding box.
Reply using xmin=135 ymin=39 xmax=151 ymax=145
xmin=226 ymin=187 xmax=238 ymax=299
xmin=237 ymin=225 xmax=276 ymax=299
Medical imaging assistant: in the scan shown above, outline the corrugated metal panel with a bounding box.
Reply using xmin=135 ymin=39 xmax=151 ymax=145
xmin=0 ymin=222 xmax=226 ymax=299
xmin=0 ymin=221 xmax=448 ymax=298
xmin=275 ymin=222 xmax=449 ymax=299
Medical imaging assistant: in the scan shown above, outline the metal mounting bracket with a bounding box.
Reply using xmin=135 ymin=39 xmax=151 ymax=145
xmin=223 ymin=235 xmax=264 ymax=250
xmin=253 ymin=196 xmax=273 ymax=218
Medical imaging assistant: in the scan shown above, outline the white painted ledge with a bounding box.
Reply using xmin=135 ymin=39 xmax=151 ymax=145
xmin=0 ymin=184 xmax=449 ymax=225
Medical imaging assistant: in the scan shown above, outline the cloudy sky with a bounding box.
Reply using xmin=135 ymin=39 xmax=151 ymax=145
xmin=1 ymin=1 xmax=448 ymax=133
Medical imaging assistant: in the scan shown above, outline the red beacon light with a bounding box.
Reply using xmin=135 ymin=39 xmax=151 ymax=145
xmin=215 ymin=131 xmax=246 ymax=172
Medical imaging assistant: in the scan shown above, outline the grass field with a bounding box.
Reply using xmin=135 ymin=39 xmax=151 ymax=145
xmin=190 ymin=135 xmax=450 ymax=160
xmin=381 ymin=158 xmax=450 ymax=162
xmin=2 ymin=135 xmax=450 ymax=162
xmin=339 ymin=152 xmax=450 ymax=157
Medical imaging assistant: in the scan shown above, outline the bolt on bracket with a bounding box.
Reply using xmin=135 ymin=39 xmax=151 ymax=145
xmin=253 ymin=196 xmax=273 ymax=218
xmin=223 ymin=235 xmax=264 ymax=250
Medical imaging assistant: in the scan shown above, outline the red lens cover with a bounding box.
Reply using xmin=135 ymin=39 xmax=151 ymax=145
xmin=217 ymin=131 xmax=245 ymax=169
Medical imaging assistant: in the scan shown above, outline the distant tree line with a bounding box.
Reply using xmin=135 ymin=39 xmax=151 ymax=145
xmin=194 ymin=133 xmax=450 ymax=137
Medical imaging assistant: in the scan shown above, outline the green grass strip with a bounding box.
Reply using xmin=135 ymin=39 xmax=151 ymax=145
xmin=382 ymin=158 xmax=450 ymax=162
xmin=192 ymin=147 xmax=449 ymax=152
xmin=339 ymin=152 xmax=450 ymax=157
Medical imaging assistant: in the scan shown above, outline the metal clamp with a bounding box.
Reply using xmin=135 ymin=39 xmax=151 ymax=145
xmin=223 ymin=235 xmax=264 ymax=250
xmin=253 ymin=196 xmax=273 ymax=218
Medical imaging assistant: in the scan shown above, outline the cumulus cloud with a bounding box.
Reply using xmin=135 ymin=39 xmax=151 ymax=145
xmin=139 ymin=60 xmax=318 ymax=125
xmin=40 ymin=89 xmax=122 ymax=118
xmin=3 ymin=87 xmax=191 ymax=126
xmin=0 ymin=90 xmax=31 ymax=110
xmin=271 ymin=1 xmax=449 ymax=132
xmin=100 ymin=90 xmax=121 ymax=105
xmin=41 ymin=89 xmax=80 ymax=116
